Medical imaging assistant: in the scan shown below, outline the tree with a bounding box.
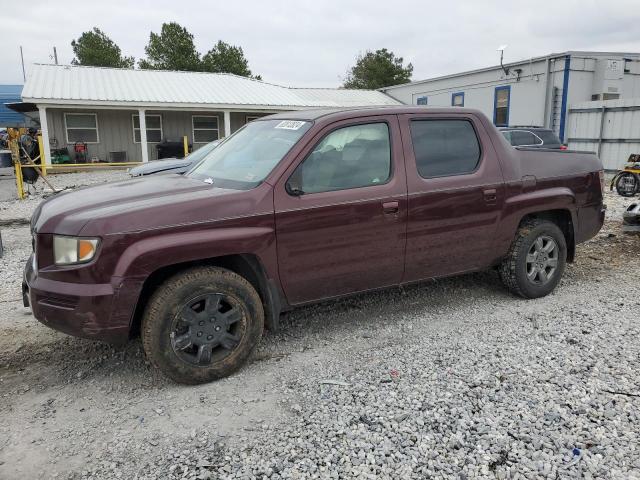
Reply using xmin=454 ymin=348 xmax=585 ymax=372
xmin=139 ymin=22 xmax=201 ymax=71
xmin=343 ymin=48 xmax=413 ymax=90
xmin=202 ymin=41 xmax=257 ymax=77
xmin=71 ymin=28 xmax=134 ymax=68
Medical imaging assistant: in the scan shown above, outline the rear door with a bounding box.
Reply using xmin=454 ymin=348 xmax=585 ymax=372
xmin=399 ymin=112 xmax=505 ymax=282
xmin=274 ymin=115 xmax=407 ymax=304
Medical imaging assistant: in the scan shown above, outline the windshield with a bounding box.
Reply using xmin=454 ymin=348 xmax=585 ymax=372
xmin=187 ymin=119 xmax=312 ymax=189
xmin=186 ymin=140 xmax=220 ymax=164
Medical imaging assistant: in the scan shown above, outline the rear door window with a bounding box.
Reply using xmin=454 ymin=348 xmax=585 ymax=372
xmin=410 ymin=120 xmax=481 ymax=178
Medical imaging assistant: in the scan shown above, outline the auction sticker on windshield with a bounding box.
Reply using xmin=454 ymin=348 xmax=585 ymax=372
xmin=275 ymin=120 xmax=307 ymax=130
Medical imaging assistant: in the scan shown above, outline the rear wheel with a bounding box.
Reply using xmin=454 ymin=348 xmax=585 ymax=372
xmin=500 ymin=219 xmax=567 ymax=299
xmin=142 ymin=266 xmax=264 ymax=384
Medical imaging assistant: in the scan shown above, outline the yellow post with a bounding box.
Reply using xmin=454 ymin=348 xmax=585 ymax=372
xmin=13 ymin=158 xmax=25 ymax=200
xmin=8 ymin=136 xmax=25 ymax=199
xmin=183 ymin=135 xmax=189 ymax=157
xmin=37 ymin=135 xmax=47 ymax=176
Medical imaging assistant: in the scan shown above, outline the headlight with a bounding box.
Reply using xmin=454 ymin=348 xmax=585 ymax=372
xmin=53 ymin=236 xmax=99 ymax=265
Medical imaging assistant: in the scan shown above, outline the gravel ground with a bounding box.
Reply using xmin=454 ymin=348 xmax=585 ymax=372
xmin=0 ymin=172 xmax=639 ymax=479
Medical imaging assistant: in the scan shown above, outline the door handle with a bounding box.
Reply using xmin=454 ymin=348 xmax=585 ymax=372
xmin=483 ymin=188 xmax=497 ymax=203
xmin=382 ymin=201 xmax=400 ymax=214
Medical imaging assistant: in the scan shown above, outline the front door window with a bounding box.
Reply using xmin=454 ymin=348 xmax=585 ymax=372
xmin=289 ymin=123 xmax=391 ymax=194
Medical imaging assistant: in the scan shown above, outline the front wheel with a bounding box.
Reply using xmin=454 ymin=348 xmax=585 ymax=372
xmin=142 ymin=266 xmax=264 ymax=384
xmin=500 ymin=219 xmax=567 ymax=299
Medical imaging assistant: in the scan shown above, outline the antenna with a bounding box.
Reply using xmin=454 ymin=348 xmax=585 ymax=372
xmin=497 ymin=45 xmax=509 ymax=76
xmin=20 ymin=46 xmax=26 ymax=82
xmin=53 ymin=46 xmax=58 ymax=65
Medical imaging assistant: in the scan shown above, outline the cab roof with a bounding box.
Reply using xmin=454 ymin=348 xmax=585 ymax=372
xmin=265 ymin=106 xmax=484 ymax=122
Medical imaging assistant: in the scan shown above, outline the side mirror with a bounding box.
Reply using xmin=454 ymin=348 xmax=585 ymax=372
xmin=286 ymin=181 xmax=304 ymax=196
xmin=286 ymin=170 xmax=304 ymax=196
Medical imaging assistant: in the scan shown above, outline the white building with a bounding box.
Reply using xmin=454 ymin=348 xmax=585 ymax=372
xmin=380 ymin=51 xmax=640 ymax=145
xmin=14 ymin=64 xmax=399 ymax=166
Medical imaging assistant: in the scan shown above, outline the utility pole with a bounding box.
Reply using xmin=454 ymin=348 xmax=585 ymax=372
xmin=20 ymin=46 xmax=26 ymax=81
xmin=53 ymin=46 xmax=58 ymax=65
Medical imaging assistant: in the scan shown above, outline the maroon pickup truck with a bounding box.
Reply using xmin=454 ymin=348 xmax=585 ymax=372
xmin=24 ymin=107 xmax=605 ymax=384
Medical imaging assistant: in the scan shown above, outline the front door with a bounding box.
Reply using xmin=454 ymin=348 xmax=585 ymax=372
xmin=274 ymin=115 xmax=407 ymax=305
xmin=399 ymin=112 xmax=505 ymax=282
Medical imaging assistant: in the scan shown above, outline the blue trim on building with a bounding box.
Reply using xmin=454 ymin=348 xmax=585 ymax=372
xmin=451 ymin=92 xmax=464 ymax=107
xmin=416 ymin=96 xmax=428 ymax=105
xmin=493 ymin=85 xmax=511 ymax=126
xmin=559 ymin=55 xmax=571 ymax=142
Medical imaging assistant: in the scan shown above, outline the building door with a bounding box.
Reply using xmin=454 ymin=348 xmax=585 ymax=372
xmin=274 ymin=116 xmax=408 ymax=305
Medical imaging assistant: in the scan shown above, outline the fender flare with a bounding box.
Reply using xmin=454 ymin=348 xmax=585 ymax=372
xmin=115 ymin=226 xmax=285 ymax=332
xmin=505 ymin=186 xmax=576 ymax=214
xmin=497 ymin=187 xmax=578 ymax=254
xmin=113 ymin=227 xmax=274 ymax=278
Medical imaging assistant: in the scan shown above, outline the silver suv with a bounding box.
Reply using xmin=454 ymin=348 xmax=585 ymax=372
xmin=499 ymin=127 xmax=565 ymax=150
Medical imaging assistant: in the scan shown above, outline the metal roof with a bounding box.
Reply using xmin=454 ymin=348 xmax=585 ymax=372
xmin=22 ymin=64 xmax=399 ymax=109
xmin=380 ymin=50 xmax=640 ymax=91
xmin=292 ymin=88 xmax=399 ymax=107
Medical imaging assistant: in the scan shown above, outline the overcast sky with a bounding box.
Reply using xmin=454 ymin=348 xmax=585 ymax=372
xmin=1 ymin=0 xmax=639 ymax=87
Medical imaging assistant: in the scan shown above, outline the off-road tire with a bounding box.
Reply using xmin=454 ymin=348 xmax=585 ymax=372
xmin=141 ymin=266 xmax=264 ymax=384
xmin=615 ymin=172 xmax=639 ymax=197
xmin=499 ymin=219 xmax=567 ymax=299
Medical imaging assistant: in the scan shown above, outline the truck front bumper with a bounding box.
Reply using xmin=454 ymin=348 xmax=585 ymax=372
xmin=23 ymin=254 xmax=143 ymax=344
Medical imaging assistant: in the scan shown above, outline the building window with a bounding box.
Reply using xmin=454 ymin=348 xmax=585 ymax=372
xmin=451 ymin=92 xmax=464 ymax=107
xmin=245 ymin=115 xmax=261 ymax=123
xmin=416 ymin=96 xmax=428 ymax=105
xmin=133 ymin=114 xmax=163 ymax=143
xmin=64 ymin=113 xmax=99 ymax=143
xmin=493 ymin=86 xmax=510 ymax=127
xmin=410 ymin=119 xmax=481 ymax=178
xmin=592 ymin=93 xmax=621 ymax=101
xmin=192 ymin=115 xmax=219 ymax=143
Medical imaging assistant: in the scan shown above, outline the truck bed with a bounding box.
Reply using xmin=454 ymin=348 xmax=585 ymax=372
xmin=511 ymin=147 xmax=603 ymax=181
